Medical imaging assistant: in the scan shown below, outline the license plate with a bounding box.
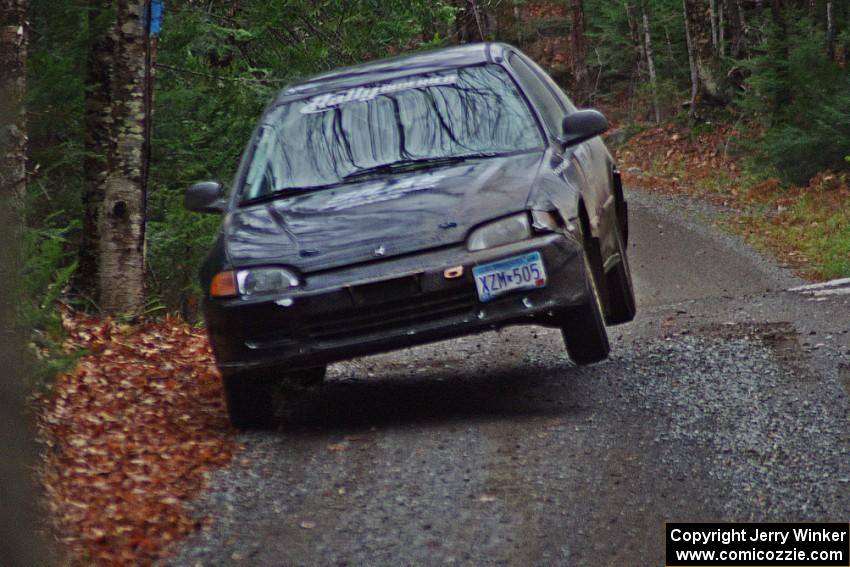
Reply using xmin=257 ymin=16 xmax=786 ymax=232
xmin=472 ymin=251 xmax=547 ymax=303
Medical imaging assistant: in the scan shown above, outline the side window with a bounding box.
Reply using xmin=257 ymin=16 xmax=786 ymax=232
xmin=520 ymin=55 xmax=579 ymax=114
xmin=508 ymin=54 xmax=565 ymax=137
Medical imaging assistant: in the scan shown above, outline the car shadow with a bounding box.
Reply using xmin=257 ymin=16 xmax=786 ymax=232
xmin=273 ymin=359 xmax=597 ymax=432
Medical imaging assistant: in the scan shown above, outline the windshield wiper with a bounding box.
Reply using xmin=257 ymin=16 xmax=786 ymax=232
xmin=343 ymin=153 xmax=501 ymax=180
xmin=241 ymin=152 xmax=507 ymax=205
xmin=240 ymin=182 xmax=344 ymax=206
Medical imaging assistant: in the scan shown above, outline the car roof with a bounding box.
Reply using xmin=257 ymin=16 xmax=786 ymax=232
xmin=274 ymin=42 xmax=513 ymax=103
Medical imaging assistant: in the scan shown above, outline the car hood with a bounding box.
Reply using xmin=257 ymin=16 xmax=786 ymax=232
xmin=224 ymin=152 xmax=545 ymax=273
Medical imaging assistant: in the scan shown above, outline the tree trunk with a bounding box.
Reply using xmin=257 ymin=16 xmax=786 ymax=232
xmin=718 ymin=0 xmax=726 ymax=57
xmin=624 ymin=1 xmax=645 ymax=118
xmin=512 ymin=0 xmax=523 ymax=45
xmin=709 ymin=0 xmax=719 ymax=53
xmin=0 ymin=0 xmax=28 ymax=204
xmin=640 ymin=0 xmax=661 ymax=123
xmin=733 ymin=0 xmax=748 ymax=57
xmin=100 ymin=0 xmax=148 ymax=314
xmin=81 ymin=0 xmax=149 ymax=315
xmin=683 ymin=0 xmax=725 ymax=108
xmin=141 ymin=14 xmax=159 ymax=268
xmin=455 ymin=0 xmax=485 ymax=42
xmin=79 ymin=0 xmax=115 ymax=304
xmin=570 ymin=0 xmax=589 ymax=104
xmin=826 ymin=1 xmax=835 ymax=59
xmin=769 ymin=0 xmax=790 ymax=115
xmin=683 ymin=0 xmax=701 ymax=124
xmin=624 ymin=2 xmax=640 ymax=55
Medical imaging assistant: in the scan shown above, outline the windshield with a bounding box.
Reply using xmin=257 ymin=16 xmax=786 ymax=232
xmin=241 ymin=64 xmax=543 ymax=201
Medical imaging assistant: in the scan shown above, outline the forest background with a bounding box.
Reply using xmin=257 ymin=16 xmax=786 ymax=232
xmin=2 ymin=0 xmax=849 ymax=383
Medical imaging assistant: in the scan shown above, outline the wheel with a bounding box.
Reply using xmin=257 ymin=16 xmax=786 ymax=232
xmin=281 ymin=365 xmax=327 ymax=391
xmin=604 ymin=223 xmax=636 ymax=325
xmin=222 ymin=372 xmax=277 ymax=430
xmin=561 ymin=250 xmax=610 ymax=365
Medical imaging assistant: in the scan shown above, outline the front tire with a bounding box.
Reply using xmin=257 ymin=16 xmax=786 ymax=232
xmin=561 ymin=251 xmax=610 ymax=365
xmin=222 ymin=372 xmax=277 ymax=430
xmin=281 ymin=365 xmax=327 ymax=391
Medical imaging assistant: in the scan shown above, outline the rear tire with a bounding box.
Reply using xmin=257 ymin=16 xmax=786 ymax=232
xmin=604 ymin=224 xmax=636 ymax=325
xmin=561 ymin=251 xmax=610 ymax=365
xmin=222 ymin=372 xmax=277 ymax=430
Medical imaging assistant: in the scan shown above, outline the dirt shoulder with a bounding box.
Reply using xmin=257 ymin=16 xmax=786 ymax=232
xmin=615 ymin=123 xmax=850 ymax=281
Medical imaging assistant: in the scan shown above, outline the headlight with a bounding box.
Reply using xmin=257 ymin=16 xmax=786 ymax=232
xmin=530 ymin=210 xmax=561 ymax=232
xmin=467 ymin=213 xmax=532 ymax=251
xmin=235 ymin=267 xmax=300 ymax=296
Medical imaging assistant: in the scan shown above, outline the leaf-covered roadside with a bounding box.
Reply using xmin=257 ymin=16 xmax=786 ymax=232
xmin=35 ymin=308 xmax=237 ymax=565
xmin=616 ymin=125 xmax=850 ymax=279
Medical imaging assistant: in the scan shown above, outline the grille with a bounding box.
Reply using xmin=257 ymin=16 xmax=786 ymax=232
xmin=305 ymin=286 xmax=477 ymax=342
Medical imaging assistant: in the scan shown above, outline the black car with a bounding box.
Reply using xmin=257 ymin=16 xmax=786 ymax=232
xmin=185 ymin=42 xmax=635 ymax=428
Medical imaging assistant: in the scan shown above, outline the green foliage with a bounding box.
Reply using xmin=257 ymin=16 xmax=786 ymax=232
xmin=786 ymin=193 xmax=850 ymax=279
xmin=17 ymin=0 xmax=91 ymax=385
xmin=635 ymin=78 xmax=686 ymax=121
xmin=587 ymin=0 xmax=689 ymax=115
xmin=741 ymin=13 xmax=850 ymax=185
xmin=820 ymin=219 xmax=850 ymax=279
xmin=27 ymin=0 xmax=87 ymax=234
xmin=18 ymin=213 xmax=81 ymax=387
xmin=688 ymin=120 xmax=717 ymax=140
xmin=761 ymin=90 xmax=850 ymax=185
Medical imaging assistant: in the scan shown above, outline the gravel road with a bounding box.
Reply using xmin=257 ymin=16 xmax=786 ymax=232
xmin=168 ymin=188 xmax=850 ymax=567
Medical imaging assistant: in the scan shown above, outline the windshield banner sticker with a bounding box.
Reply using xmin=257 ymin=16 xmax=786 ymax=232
xmin=300 ymin=75 xmax=458 ymax=114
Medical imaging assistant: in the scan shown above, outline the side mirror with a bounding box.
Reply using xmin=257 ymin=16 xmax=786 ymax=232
xmin=560 ymin=109 xmax=609 ymax=148
xmin=184 ymin=181 xmax=226 ymax=214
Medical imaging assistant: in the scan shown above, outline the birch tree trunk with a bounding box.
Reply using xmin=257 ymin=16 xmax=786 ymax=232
xmin=100 ymin=0 xmax=147 ymax=314
xmin=640 ymin=0 xmax=661 ymax=123
xmin=81 ymin=0 xmax=149 ymax=315
xmin=683 ymin=0 xmax=725 ymax=108
xmin=0 ymin=0 xmax=28 ymax=204
xmin=570 ymin=0 xmax=589 ymax=104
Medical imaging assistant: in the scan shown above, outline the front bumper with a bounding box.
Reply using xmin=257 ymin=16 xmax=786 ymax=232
xmin=204 ymin=233 xmax=589 ymax=375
